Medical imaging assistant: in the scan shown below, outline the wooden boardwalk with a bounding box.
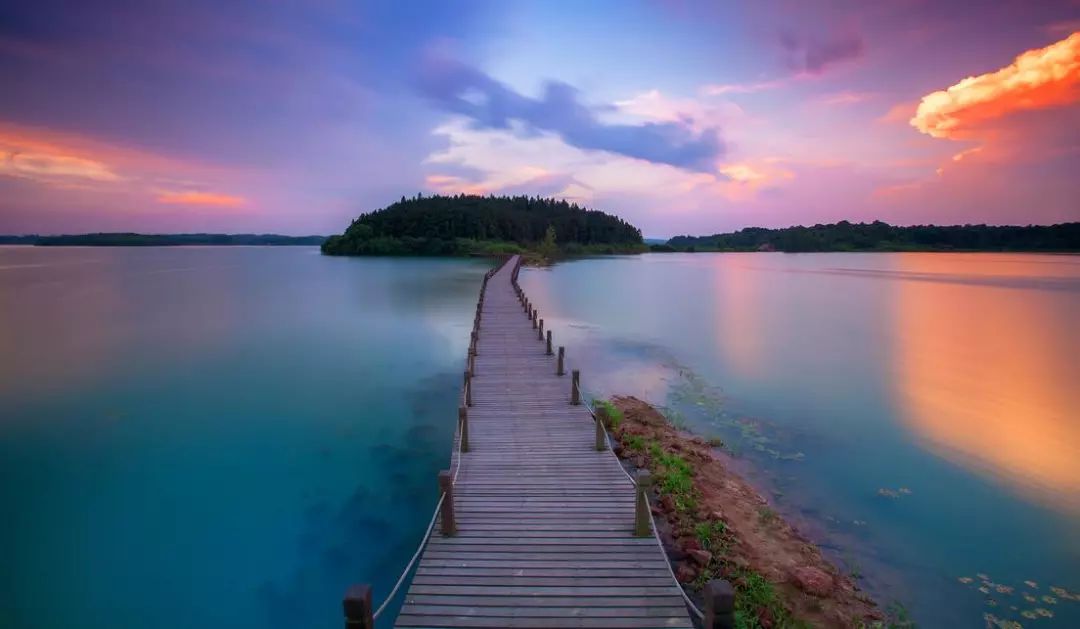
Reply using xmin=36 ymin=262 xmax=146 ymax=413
xmin=392 ymin=255 xmax=694 ymax=628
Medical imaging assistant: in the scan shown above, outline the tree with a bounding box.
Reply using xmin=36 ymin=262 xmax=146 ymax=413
xmin=539 ymin=225 xmax=558 ymax=259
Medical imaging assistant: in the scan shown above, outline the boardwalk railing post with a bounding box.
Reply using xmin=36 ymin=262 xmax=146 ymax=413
xmin=468 ymin=350 xmax=476 ymax=375
xmin=438 ymin=470 xmax=456 ymax=536
xmin=546 ymin=330 xmax=553 ymax=355
xmin=557 ymin=346 xmax=565 ymax=376
xmin=538 ymin=318 xmax=544 ymax=340
xmin=634 ymin=470 xmax=652 ymax=537
xmin=594 ymin=404 xmax=607 ymax=451
xmin=464 ymin=370 xmax=472 ymax=407
xmin=532 ymin=309 xmax=538 ymax=329
xmin=343 ymin=584 xmax=374 ymax=629
xmin=571 ymin=369 xmax=581 ymax=405
xmin=704 ymin=580 xmax=737 ymax=629
xmin=458 ymin=406 xmax=469 ymax=453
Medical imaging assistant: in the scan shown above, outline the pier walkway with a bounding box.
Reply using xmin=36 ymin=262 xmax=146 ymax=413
xmin=346 ymin=255 xmax=705 ymax=628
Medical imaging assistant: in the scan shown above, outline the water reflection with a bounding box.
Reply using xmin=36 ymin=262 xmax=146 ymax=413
xmin=712 ymin=255 xmax=766 ymax=378
xmin=890 ymin=254 xmax=1080 ymax=513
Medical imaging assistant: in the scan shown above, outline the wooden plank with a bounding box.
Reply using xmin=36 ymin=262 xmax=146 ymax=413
xmin=392 ymin=256 xmax=691 ymax=628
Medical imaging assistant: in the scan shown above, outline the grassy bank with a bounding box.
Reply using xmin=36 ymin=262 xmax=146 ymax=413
xmin=597 ymin=396 xmax=910 ymax=629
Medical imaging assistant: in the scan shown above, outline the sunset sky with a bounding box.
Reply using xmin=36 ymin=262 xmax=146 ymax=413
xmin=1 ymin=1 xmax=1078 ymax=237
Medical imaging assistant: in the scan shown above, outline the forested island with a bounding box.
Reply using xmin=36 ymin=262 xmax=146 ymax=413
xmin=321 ymin=194 xmax=645 ymax=257
xmin=1 ymin=233 xmax=327 ymax=246
xmin=666 ymin=221 xmax=1080 ymax=253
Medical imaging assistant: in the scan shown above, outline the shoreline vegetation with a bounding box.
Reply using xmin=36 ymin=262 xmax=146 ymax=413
xmin=600 ymin=395 xmax=905 ymax=629
xmin=320 ymin=193 xmax=646 ymax=261
xmin=662 ymin=221 xmax=1080 ymax=253
xmin=0 ymin=233 xmax=327 ymax=246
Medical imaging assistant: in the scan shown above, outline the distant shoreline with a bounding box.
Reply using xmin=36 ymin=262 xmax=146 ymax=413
xmin=0 ymin=233 xmax=327 ymax=247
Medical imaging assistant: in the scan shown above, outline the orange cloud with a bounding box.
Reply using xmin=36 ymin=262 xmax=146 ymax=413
xmin=156 ymin=190 xmax=247 ymax=207
xmin=910 ymin=32 xmax=1080 ymax=139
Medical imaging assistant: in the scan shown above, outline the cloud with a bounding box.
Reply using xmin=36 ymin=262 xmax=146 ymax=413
xmin=819 ymin=91 xmax=874 ymax=106
xmin=416 ymin=54 xmax=724 ymax=172
xmin=779 ymin=31 xmax=864 ymax=75
xmin=910 ymin=32 xmax=1080 ymax=140
xmin=155 ymin=190 xmax=247 ymax=207
xmin=0 ymin=150 xmax=121 ymax=183
xmin=703 ymin=80 xmax=785 ymax=96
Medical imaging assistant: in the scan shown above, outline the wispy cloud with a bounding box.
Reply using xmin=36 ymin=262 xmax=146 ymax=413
xmin=702 ymin=79 xmax=786 ymax=96
xmin=155 ymin=190 xmax=247 ymax=207
xmin=910 ymin=32 xmax=1080 ymax=140
xmin=819 ymin=91 xmax=875 ymax=106
xmin=416 ymin=54 xmax=725 ymax=172
xmin=780 ymin=31 xmax=864 ymax=75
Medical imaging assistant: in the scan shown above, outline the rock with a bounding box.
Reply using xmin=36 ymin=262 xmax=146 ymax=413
xmin=675 ymin=562 xmax=697 ymax=583
xmin=791 ymin=566 xmax=835 ymax=597
xmin=711 ymin=509 xmax=725 ymax=520
xmin=688 ymin=549 xmax=713 ymax=566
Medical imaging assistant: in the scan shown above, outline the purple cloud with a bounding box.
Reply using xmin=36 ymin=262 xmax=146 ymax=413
xmin=417 ymin=54 xmax=724 ymax=172
xmin=780 ymin=31 xmax=864 ymax=75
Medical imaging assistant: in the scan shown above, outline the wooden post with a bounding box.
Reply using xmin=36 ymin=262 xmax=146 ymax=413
xmin=464 ymin=370 xmax=472 ymax=406
xmin=458 ymin=406 xmax=469 ymax=453
xmin=343 ymin=584 xmax=374 ymax=629
xmin=704 ymin=580 xmax=737 ymax=629
xmin=571 ymin=369 xmax=581 ymax=405
xmin=532 ymin=309 xmax=537 ymax=329
xmin=468 ymin=350 xmax=475 ymax=375
xmin=634 ymin=470 xmax=652 ymax=537
xmin=546 ymin=330 xmax=553 ymax=355
xmin=557 ymin=347 xmax=565 ymax=376
xmin=438 ymin=470 xmax=456 ymax=536
xmin=538 ymin=318 xmax=544 ymax=340
xmin=591 ymin=406 xmax=609 ymax=451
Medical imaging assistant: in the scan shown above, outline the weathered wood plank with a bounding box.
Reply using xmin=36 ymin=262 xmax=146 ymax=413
xmin=393 ymin=256 xmax=691 ymax=627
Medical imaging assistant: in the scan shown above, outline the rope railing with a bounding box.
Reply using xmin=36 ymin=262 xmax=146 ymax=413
xmin=344 ymin=256 xmax=511 ymax=628
xmin=516 ymin=271 xmax=733 ymax=627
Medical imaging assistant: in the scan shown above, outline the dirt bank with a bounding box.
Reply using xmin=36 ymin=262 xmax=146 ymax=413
xmin=604 ymin=395 xmax=885 ymax=628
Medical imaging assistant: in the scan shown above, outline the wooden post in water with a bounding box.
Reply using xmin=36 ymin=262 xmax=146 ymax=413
xmin=458 ymin=406 xmax=469 ymax=452
xmin=343 ymin=584 xmax=374 ymax=629
xmin=464 ymin=370 xmax=472 ymax=406
xmin=571 ymin=369 xmax=581 ymax=405
xmin=634 ymin=470 xmax=652 ymax=537
xmin=704 ymin=580 xmax=737 ymax=629
xmin=531 ymin=309 xmax=538 ymax=329
xmin=546 ymin=330 xmax=553 ymax=355
xmin=438 ymin=470 xmax=456 ymax=536
xmin=557 ymin=346 xmax=565 ymax=376
xmin=594 ymin=404 xmax=606 ymax=451
xmin=538 ymin=318 xmax=544 ymax=340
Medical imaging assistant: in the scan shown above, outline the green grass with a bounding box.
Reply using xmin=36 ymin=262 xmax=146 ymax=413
xmin=694 ymin=520 xmax=729 ymax=554
xmin=647 ymin=441 xmax=697 ymax=513
xmin=625 ymin=434 xmax=645 ymax=451
xmin=593 ymin=399 xmax=623 ymax=429
xmin=733 ymin=570 xmax=809 ymax=629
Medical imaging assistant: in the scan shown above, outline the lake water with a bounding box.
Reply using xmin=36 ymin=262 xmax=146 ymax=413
xmin=1 ymin=248 xmax=1077 ymax=628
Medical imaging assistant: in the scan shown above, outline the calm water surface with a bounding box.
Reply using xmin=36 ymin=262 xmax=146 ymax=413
xmin=520 ymin=252 xmax=1079 ymax=628
xmin=0 ymin=246 xmax=487 ymax=629
xmin=2 ymin=248 xmax=1078 ymax=628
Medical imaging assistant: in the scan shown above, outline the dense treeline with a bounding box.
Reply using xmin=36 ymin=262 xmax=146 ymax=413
xmin=21 ymin=233 xmax=327 ymax=246
xmin=321 ymin=194 xmax=643 ymax=256
xmin=667 ymin=221 xmax=1080 ymax=253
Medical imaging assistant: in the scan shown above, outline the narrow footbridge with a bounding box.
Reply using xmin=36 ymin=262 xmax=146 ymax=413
xmin=345 ymin=256 xmax=733 ymax=628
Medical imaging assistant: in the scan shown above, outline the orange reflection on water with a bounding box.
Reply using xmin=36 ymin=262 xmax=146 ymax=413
xmin=891 ymin=254 xmax=1080 ymax=513
xmin=713 ymin=255 xmax=765 ymax=379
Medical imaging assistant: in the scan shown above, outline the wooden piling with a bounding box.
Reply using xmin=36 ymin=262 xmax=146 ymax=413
xmin=546 ymin=330 xmax=553 ymax=355
xmin=594 ymin=405 xmax=606 ymax=451
xmin=704 ymin=580 xmax=737 ymax=629
xmin=438 ymin=470 xmax=456 ymax=536
xmin=557 ymin=346 xmax=565 ymax=376
xmin=458 ymin=406 xmax=469 ymax=452
xmin=464 ymin=370 xmax=472 ymax=406
xmin=634 ymin=470 xmax=652 ymax=537
xmin=343 ymin=584 xmax=374 ymax=629
xmin=538 ymin=318 xmax=544 ymax=340
xmin=571 ymin=369 xmax=580 ymax=405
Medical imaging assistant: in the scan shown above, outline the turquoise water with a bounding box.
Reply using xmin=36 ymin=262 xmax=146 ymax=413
xmin=520 ymin=252 xmax=1080 ymax=628
xmin=2 ymin=248 xmax=1077 ymax=628
xmin=0 ymin=246 xmax=488 ymax=628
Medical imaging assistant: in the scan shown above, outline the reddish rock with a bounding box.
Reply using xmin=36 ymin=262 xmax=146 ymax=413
xmin=791 ymin=566 xmax=835 ymax=597
xmin=688 ymin=549 xmax=713 ymax=566
xmin=674 ymin=562 xmax=697 ymax=583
